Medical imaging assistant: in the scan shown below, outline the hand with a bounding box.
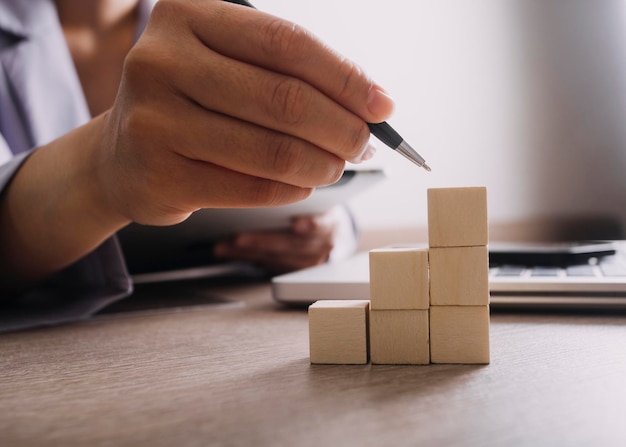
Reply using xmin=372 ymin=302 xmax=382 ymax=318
xmin=1 ymin=0 xmax=392 ymax=287
xmin=213 ymin=207 xmax=355 ymax=274
xmin=96 ymin=0 xmax=394 ymax=227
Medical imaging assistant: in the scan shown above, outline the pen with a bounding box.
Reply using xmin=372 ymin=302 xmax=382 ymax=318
xmin=223 ymin=0 xmax=431 ymax=172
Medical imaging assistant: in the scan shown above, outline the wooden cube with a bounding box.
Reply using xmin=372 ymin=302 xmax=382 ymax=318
xmin=369 ymin=248 xmax=429 ymax=310
xmin=309 ymin=300 xmax=370 ymax=364
xmin=428 ymin=187 xmax=488 ymax=248
xmin=370 ymin=309 xmax=430 ymax=364
xmin=430 ymin=306 xmax=490 ymax=364
xmin=429 ymin=246 xmax=490 ymax=306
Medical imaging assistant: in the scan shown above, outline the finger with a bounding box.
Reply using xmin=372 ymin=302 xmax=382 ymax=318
xmin=291 ymin=211 xmax=337 ymax=236
xmin=187 ymin=1 xmax=396 ymax=123
xmin=215 ymin=245 xmax=321 ymax=271
xmin=145 ymin=32 xmax=371 ymax=163
xmin=214 ymin=230 xmax=333 ymax=262
xmin=111 ymin=123 xmax=315 ymax=222
xmin=168 ymin=160 xmax=316 ymax=210
xmin=154 ymin=97 xmax=345 ymax=188
xmin=145 ymin=1 xmax=393 ymax=163
xmin=235 ymin=231 xmax=334 ymax=256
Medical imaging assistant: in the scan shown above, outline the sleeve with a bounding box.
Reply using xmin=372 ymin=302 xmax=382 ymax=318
xmin=0 ymin=140 xmax=133 ymax=333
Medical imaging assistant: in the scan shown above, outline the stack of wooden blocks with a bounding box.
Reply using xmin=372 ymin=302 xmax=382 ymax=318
xmin=308 ymin=187 xmax=490 ymax=365
xmin=427 ymin=187 xmax=490 ymax=364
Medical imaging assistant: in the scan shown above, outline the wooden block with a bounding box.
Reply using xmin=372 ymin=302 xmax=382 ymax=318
xmin=369 ymin=248 xmax=429 ymax=310
xmin=370 ymin=310 xmax=430 ymax=364
xmin=429 ymin=246 xmax=490 ymax=306
xmin=308 ymin=300 xmax=370 ymax=364
xmin=430 ymin=306 xmax=490 ymax=364
xmin=428 ymin=187 xmax=488 ymax=248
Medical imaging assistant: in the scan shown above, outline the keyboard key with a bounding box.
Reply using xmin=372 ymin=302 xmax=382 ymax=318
xmin=566 ymin=265 xmax=596 ymax=277
xmin=531 ymin=267 xmax=560 ymax=277
xmin=495 ymin=266 xmax=525 ymax=277
xmin=599 ymin=263 xmax=626 ymax=277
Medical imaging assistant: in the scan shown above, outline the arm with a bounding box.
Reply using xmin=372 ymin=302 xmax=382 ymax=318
xmin=0 ymin=117 xmax=130 ymax=292
xmin=0 ymin=0 xmax=394 ymax=293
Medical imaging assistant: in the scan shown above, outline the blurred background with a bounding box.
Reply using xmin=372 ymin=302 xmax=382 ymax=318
xmin=255 ymin=0 xmax=626 ymax=246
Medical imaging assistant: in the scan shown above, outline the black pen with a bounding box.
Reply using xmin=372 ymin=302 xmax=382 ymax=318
xmin=223 ymin=0 xmax=431 ymax=172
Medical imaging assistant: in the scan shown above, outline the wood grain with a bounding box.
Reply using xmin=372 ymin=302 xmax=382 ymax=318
xmin=429 ymin=246 xmax=490 ymax=306
xmin=430 ymin=305 xmax=490 ymax=364
xmin=369 ymin=247 xmax=429 ymax=310
xmin=1 ymin=281 xmax=626 ymax=446
xmin=370 ymin=309 xmax=430 ymax=365
xmin=308 ymin=300 xmax=369 ymax=364
xmin=427 ymin=187 xmax=488 ymax=248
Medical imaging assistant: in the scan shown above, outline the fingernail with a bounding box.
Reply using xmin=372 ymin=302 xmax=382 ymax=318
xmin=352 ymin=142 xmax=377 ymax=164
xmin=360 ymin=143 xmax=377 ymax=162
xmin=367 ymin=86 xmax=395 ymax=118
xmin=293 ymin=218 xmax=313 ymax=234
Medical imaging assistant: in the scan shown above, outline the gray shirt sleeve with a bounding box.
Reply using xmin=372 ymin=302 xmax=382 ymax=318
xmin=0 ymin=146 xmax=132 ymax=333
xmin=0 ymin=0 xmax=159 ymax=332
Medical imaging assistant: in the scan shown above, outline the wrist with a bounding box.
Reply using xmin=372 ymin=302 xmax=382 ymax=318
xmin=0 ymin=115 xmax=131 ymax=286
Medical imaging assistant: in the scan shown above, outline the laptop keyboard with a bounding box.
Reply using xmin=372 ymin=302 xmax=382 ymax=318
xmin=490 ymin=255 xmax=626 ymax=278
xmin=486 ymin=244 xmax=626 ymax=307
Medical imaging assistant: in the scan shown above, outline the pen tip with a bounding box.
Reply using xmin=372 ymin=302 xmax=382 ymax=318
xmin=422 ymin=163 xmax=432 ymax=172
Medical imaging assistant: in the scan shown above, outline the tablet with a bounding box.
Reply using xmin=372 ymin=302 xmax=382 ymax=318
xmin=117 ymin=168 xmax=386 ymax=278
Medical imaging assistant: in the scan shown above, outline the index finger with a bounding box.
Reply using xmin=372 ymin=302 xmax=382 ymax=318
xmin=187 ymin=0 xmax=395 ymax=124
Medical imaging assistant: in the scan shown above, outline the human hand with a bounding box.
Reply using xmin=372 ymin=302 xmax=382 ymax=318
xmin=0 ymin=0 xmax=393 ymax=287
xmin=213 ymin=207 xmax=355 ymax=274
xmin=94 ymin=0 xmax=394 ymax=227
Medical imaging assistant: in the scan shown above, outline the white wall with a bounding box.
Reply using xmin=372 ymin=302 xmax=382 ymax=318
xmin=254 ymin=0 xmax=626 ymax=236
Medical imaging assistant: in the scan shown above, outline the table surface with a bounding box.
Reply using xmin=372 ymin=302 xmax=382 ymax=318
xmin=2 ymin=278 xmax=626 ymax=447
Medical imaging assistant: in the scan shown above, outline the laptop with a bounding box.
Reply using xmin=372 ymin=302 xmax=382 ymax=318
xmin=271 ymin=240 xmax=626 ymax=310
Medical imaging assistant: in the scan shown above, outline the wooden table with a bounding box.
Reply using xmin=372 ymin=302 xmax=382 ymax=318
xmin=2 ymin=278 xmax=626 ymax=446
